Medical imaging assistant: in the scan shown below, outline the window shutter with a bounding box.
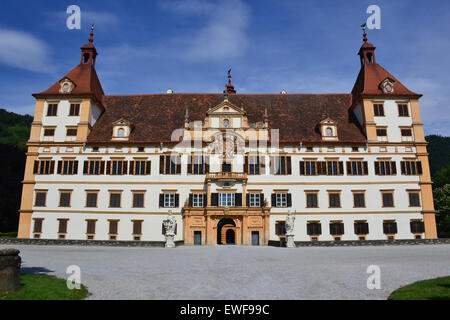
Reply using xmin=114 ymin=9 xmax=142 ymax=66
xmin=271 ymin=194 xmax=277 ymax=207
xmin=83 ymin=161 xmax=89 ymax=174
xmin=363 ymin=162 xmax=368 ymax=175
xmin=175 ymin=194 xmax=180 ymax=207
xmin=393 ymin=223 xmax=398 ymax=234
xmin=50 ymin=161 xmax=55 ymax=174
xmin=74 ymin=161 xmax=78 ymax=174
xmin=401 ymin=162 xmax=406 ymax=175
xmin=260 ymin=156 xmax=266 ymax=174
xmin=100 ymin=161 xmax=105 ymax=174
xmin=57 ymin=161 xmax=62 ymax=174
xmin=317 ymin=162 xmax=323 ymax=175
xmin=416 ymin=162 xmax=423 ymax=175
xmin=106 ymin=161 xmax=111 ymax=175
xmin=129 ymin=161 xmax=135 ymax=175
xmin=287 ymin=157 xmax=292 ymax=175
xmin=244 ymin=156 xmax=248 ymax=174
xmin=211 ymin=193 xmax=218 ymax=207
xmin=159 ymin=194 xmax=165 ymax=208
xmin=235 ymin=193 xmax=242 ymax=207
xmin=123 ymin=161 xmax=128 ymax=175
xmin=287 ymin=194 xmax=292 ymax=207
xmin=346 ymin=162 xmax=352 ymax=175
xmin=187 ymin=157 xmax=193 ymax=174
xmin=300 ymin=162 xmax=305 ymax=175
xmin=270 ymin=156 xmax=275 ymax=174
xmin=375 ymin=162 xmax=380 ymax=175
xmin=260 ymin=194 xmax=265 ymax=207
xmin=338 ymin=162 xmax=344 ymax=175
xmin=246 ymin=194 xmax=249 ymax=207
xmin=160 ymin=156 xmax=164 ymax=174
xmin=33 ymin=161 xmax=39 ymax=174
xmin=146 ymin=161 xmax=151 ymax=175
xmin=205 ymin=157 xmax=210 ymax=174
xmin=391 ymin=162 xmax=397 ymax=175
xmin=307 ymin=224 xmax=312 ymax=235
xmin=189 ymin=194 xmax=193 ymax=207
xmin=318 ymin=223 xmax=322 ymax=235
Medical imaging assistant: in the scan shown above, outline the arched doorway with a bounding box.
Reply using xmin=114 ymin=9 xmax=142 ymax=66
xmin=217 ymin=218 xmax=236 ymax=245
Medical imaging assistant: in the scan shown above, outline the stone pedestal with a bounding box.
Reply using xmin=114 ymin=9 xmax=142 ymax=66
xmin=165 ymin=235 xmax=175 ymax=248
xmin=0 ymin=249 xmax=21 ymax=294
xmin=286 ymin=235 xmax=296 ymax=248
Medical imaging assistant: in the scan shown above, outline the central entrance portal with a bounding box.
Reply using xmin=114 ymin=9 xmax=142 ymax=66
xmin=217 ymin=218 xmax=237 ymax=245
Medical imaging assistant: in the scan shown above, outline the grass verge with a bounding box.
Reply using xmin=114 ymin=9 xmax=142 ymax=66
xmin=0 ymin=232 xmax=18 ymax=238
xmin=388 ymin=276 xmax=450 ymax=300
xmin=0 ymin=274 xmax=90 ymax=300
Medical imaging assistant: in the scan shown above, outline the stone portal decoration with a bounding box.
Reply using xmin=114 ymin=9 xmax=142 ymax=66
xmin=285 ymin=210 xmax=296 ymax=248
xmin=0 ymin=249 xmax=22 ymax=294
xmin=163 ymin=210 xmax=177 ymax=248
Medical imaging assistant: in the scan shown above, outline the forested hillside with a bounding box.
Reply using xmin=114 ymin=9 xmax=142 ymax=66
xmin=0 ymin=109 xmax=448 ymax=236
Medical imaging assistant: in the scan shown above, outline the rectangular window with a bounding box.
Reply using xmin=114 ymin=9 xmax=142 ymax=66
xmin=59 ymin=192 xmax=71 ymax=207
xmin=34 ymin=160 xmax=55 ymax=175
xmin=109 ymin=220 xmax=118 ymax=235
xmin=222 ymin=162 xmax=232 ymax=173
xmin=271 ymin=156 xmax=291 ymax=175
xmin=44 ymin=128 xmax=55 ymax=136
xmin=47 ymin=104 xmax=58 ymax=116
xmin=160 ymin=155 xmax=181 ymax=175
xmin=401 ymin=129 xmax=412 ymax=137
xmin=300 ymin=161 xmax=317 ymax=176
xmin=306 ymin=193 xmax=318 ymax=208
xmin=382 ymin=192 xmax=394 ymax=207
xmin=109 ymin=160 xmax=128 ymax=175
xmin=130 ymin=160 xmax=151 ymax=175
xmin=192 ymin=194 xmax=205 ymax=207
xmin=133 ymin=193 xmax=145 ymax=208
xmin=409 ymin=192 xmax=421 ymax=207
xmin=219 ymin=193 xmax=235 ymax=207
xmin=376 ymin=128 xmax=387 ymax=137
xmin=245 ymin=155 xmax=262 ymax=175
xmin=164 ymin=194 xmax=176 ymax=208
xmin=347 ymin=161 xmax=368 ymax=176
xmin=58 ymin=160 xmax=78 ymax=175
xmin=276 ymin=193 xmax=287 ymax=207
xmin=84 ymin=160 xmax=105 ymax=175
xmin=188 ymin=155 xmax=207 ymax=175
xmin=109 ymin=193 xmax=122 ymax=208
xmin=307 ymin=222 xmax=322 ymax=236
xmin=329 ymin=193 xmax=341 ymax=208
xmin=66 ymin=128 xmax=78 ymax=136
xmin=373 ymin=104 xmax=384 ymax=117
xmin=86 ymin=220 xmax=96 ymax=235
xmin=33 ymin=219 xmax=43 ymax=233
xmin=248 ymin=193 xmax=261 ymax=207
xmin=375 ymin=161 xmax=397 ymax=176
xmin=353 ymin=193 xmax=366 ymax=208
xmin=58 ymin=219 xmax=68 ymax=234
xmin=383 ymin=221 xmax=398 ymax=235
xmin=354 ymin=222 xmax=369 ymax=235
xmin=398 ymin=104 xmax=409 ymax=117
xmin=69 ymin=103 xmax=80 ymax=116
xmin=35 ymin=192 xmax=47 ymax=207
xmin=86 ymin=193 xmax=98 ymax=208
xmin=410 ymin=220 xmax=425 ymax=234
xmin=275 ymin=221 xmax=286 ymax=236
xmin=133 ymin=220 xmax=143 ymax=235
xmin=330 ymin=222 xmax=344 ymax=236
xmin=326 ymin=161 xmax=343 ymax=176
xmin=401 ymin=161 xmax=422 ymax=176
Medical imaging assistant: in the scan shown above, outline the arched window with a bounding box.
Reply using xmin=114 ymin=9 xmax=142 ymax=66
xmin=117 ymin=128 xmax=125 ymax=137
xmin=326 ymin=127 xmax=333 ymax=136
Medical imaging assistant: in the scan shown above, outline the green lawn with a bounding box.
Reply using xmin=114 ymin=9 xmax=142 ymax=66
xmin=0 ymin=274 xmax=90 ymax=300
xmin=0 ymin=232 xmax=17 ymax=238
xmin=389 ymin=276 xmax=450 ymax=300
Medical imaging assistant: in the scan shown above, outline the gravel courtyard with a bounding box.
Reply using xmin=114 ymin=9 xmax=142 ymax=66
xmin=2 ymin=244 xmax=450 ymax=300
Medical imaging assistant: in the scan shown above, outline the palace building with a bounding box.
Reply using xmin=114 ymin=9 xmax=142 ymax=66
xmin=17 ymin=28 xmax=438 ymax=245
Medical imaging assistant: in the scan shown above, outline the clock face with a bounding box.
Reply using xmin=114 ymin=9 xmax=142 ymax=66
xmin=385 ymin=83 xmax=393 ymax=92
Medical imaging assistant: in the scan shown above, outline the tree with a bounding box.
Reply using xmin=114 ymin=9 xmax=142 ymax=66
xmin=434 ymin=185 xmax=450 ymax=238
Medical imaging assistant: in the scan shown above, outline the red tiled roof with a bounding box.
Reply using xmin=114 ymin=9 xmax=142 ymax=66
xmin=33 ymin=63 xmax=105 ymax=108
xmin=87 ymin=94 xmax=366 ymax=144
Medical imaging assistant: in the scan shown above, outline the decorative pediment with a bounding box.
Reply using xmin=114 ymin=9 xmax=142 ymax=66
xmin=112 ymin=118 xmax=134 ymax=141
xmin=379 ymin=78 xmax=395 ymax=94
xmin=207 ymin=99 xmax=245 ymax=116
xmin=205 ymin=98 xmax=248 ymax=130
xmin=59 ymin=78 xmax=76 ymax=94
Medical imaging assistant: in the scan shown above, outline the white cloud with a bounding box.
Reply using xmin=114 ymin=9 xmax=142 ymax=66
xmin=0 ymin=28 xmax=55 ymax=73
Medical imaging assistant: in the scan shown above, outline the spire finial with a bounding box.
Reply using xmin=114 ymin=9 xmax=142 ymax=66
xmin=361 ymin=23 xmax=367 ymax=43
xmin=228 ymin=68 xmax=232 ymax=84
xmin=89 ymin=24 xmax=95 ymax=43
xmin=224 ymin=68 xmax=237 ymax=94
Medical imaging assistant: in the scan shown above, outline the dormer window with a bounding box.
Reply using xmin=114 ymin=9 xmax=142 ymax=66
xmin=319 ymin=118 xmax=338 ymax=141
xmin=380 ymin=78 xmax=395 ymax=94
xmin=112 ymin=118 xmax=133 ymax=141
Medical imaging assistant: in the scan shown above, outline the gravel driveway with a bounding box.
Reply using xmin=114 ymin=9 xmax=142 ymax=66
xmin=2 ymin=244 xmax=449 ymax=300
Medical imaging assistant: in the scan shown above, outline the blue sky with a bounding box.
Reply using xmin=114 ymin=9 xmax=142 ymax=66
xmin=0 ymin=0 xmax=449 ymax=135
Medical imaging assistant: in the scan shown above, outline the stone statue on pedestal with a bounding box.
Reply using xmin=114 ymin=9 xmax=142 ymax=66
xmin=163 ymin=210 xmax=177 ymax=248
xmin=285 ymin=210 xmax=296 ymax=248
